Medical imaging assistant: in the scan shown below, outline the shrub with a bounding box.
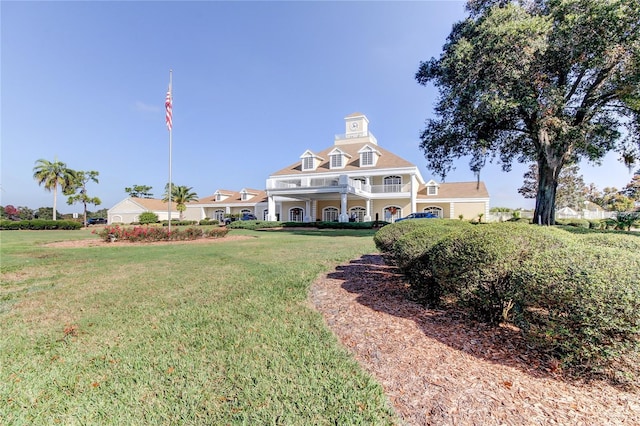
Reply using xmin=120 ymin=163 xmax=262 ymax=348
xmin=605 ymin=212 xmax=640 ymax=231
xmin=513 ymin=243 xmax=640 ymax=380
xmin=206 ymin=227 xmax=229 ymax=238
xmin=588 ymin=219 xmax=605 ymax=229
xmin=0 ymin=220 xmax=82 ymax=230
xmin=390 ymin=220 xmax=471 ymax=269
xmin=95 ymin=225 xmax=220 ymax=242
xmin=139 ymin=212 xmax=159 ymax=225
xmin=228 ymin=220 xmax=283 ymax=230
xmin=161 ymin=220 xmax=197 ymax=227
xmin=199 ymin=218 xmax=219 ymax=226
xmin=578 ymin=232 xmax=640 ymax=251
xmin=424 ymin=223 xmax=567 ymax=322
xmin=373 ymin=220 xmax=438 ymax=253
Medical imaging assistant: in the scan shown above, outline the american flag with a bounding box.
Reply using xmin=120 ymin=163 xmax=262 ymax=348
xmin=165 ymin=84 xmax=173 ymax=131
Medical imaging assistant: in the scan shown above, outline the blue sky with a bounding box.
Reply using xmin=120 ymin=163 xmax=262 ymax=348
xmin=1 ymin=0 xmax=636 ymax=213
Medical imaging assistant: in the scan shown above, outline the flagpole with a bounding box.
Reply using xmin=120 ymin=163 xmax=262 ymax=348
xmin=167 ymin=70 xmax=173 ymax=233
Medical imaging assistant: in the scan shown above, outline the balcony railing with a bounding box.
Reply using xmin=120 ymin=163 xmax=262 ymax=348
xmin=270 ymin=178 xmax=410 ymax=194
xmin=370 ymin=183 xmax=411 ymax=193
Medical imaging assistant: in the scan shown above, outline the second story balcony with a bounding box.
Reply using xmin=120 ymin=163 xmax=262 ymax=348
xmin=267 ymin=176 xmax=411 ymax=195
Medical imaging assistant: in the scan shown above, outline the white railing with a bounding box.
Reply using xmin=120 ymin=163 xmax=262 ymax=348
xmin=271 ymin=180 xmax=301 ymax=189
xmin=309 ymin=178 xmax=339 ymax=187
xmin=270 ymin=178 xmax=409 ymax=194
xmin=369 ymin=183 xmax=411 ymax=193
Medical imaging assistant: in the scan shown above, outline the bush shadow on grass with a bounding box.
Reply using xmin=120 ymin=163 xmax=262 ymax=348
xmin=325 ymin=254 xmax=566 ymax=382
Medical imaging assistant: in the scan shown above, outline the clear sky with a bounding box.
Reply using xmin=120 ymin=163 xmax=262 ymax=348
xmin=1 ymin=0 xmax=636 ymax=213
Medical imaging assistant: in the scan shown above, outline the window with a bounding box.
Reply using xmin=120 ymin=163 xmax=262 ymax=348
xmin=427 ymin=186 xmax=437 ymax=195
xmin=384 ymin=206 xmax=402 ymax=222
xmin=424 ymin=206 xmax=443 ymax=218
xmin=240 ymin=191 xmax=249 ymax=201
xmin=383 ymin=176 xmax=402 ymax=192
xmin=323 ymin=207 xmax=339 ymax=222
xmin=240 ymin=209 xmax=251 ymax=215
xmin=361 ymin=151 xmax=373 ymax=166
xmin=330 ymin=154 xmax=343 ymax=169
xmin=214 ymin=209 xmax=225 ymax=222
xmin=289 ymin=207 xmax=304 ymax=222
xmin=349 ymin=207 xmax=366 ymax=222
xmin=215 ymin=193 xmax=222 ymax=201
xmin=302 ymin=156 xmax=314 ymax=170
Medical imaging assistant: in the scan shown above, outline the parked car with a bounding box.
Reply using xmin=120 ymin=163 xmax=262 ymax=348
xmin=395 ymin=212 xmax=437 ymax=222
xmin=223 ymin=214 xmax=257 ymax=225
xmin=87 ymin=217 xmax=107 ymax=225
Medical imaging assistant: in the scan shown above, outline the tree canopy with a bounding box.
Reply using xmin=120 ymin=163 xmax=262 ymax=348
xmin=163 ymin=184 xmax=198 ymax=219
xmin=33 ymin=158 xmax=77 ymax=221
xmin=66 ymin=170 xmax=101 ymax=226
xmin=125 ymin=185 xmax=154 ymax=199
xmin=416 ymin=0 xmax=640 ymax=224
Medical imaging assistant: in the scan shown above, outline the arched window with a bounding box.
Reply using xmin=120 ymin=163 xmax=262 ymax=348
xmin=289 ymin=207 xmax=304 ymax=222
xmin=240 ymin=209 xmax=252 ymax=215
xmin=384 ymin=206 xmax=402 ymax=222
xmin=423 ymin=206 xmax=443 ymax=218
xmin=349 ymin=206 xmax=366 ymax=222
xmin=383 ymin=176 xmax=402 ymax=192
xmin=323 ymin=207 xmax=339 ymax=222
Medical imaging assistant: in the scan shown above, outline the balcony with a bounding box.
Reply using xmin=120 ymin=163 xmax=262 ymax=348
xmin=268 ymin=176 xmax=410 ymax=195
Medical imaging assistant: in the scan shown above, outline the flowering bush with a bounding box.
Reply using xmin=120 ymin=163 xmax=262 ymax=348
xmin=95 ymin=225 xmax=224 ymax=242
xmin=206 ymin=227 xmax=229 ymax=238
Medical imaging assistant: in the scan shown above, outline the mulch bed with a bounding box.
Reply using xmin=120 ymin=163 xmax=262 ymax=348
xmin=309 ymin=254 xmax=640 ymax=426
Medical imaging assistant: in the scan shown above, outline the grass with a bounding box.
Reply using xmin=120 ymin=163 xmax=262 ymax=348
xmin=0 ymin=228 xmax=398 ymax=425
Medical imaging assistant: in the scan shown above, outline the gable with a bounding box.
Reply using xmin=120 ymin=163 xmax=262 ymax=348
xmin=271 ymin=142 xmax=415 ymax=176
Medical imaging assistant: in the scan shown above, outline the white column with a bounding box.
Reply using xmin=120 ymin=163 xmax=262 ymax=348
xmin=267 ymin=195 xmax=276 ymax=221
xmin=304 ymin=200 xmax=311 ymax=222
xmin=410 ymin=174 xmax=417 ymax=213
xmin=449 ymin=202 xmax=455 ymax=219
xmin=339 ymin=192 xmax=349 ymax=222
xmin=364 ymin=198 xmax=372 ymax=222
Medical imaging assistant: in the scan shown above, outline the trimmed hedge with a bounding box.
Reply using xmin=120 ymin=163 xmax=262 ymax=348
xmin=513 ymin=243 xmax=640 ymax=377
xmin=425 ymin=223 xmax=568 ymax=322
xmin=0 ymin=219 xmax=82 ymax=230
xmin=373 ymin=219 xmax=442 ymax=253
xmin=374 ymin=221 xmax=640 ymax=382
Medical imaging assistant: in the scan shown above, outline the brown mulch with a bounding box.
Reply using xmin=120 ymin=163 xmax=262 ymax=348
xmin=43 ymin=235 xmax=253 ymax=248
xmin=309 ymin=254 xmax=640 ymax=426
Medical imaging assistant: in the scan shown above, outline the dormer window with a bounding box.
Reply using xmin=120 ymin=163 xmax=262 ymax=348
xmin=300 ymin=150 xmax=322 ymax=171
xmin=425 ymin=179 xmax=439 ymax=196
xmin=330 ymin=154 xmax=343 ymax=168
xmin=240 ymin=191 xmax=249 ymax=201
xmin=361 ymin=151 xmax=373 ymax=166
xmin=214 ymin=191 xmax=228 ymax=202
xmin=302 ymin=156 xmax=314 ymax=170
xmin=358 ymin=145 xmax=379 ymax=167
xmin=328 ymin=148 xmax=350 ymax=170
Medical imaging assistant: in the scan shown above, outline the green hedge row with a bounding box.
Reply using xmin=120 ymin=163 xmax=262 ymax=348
xmin=375 ymin=221 xmax=640 ymax=383
xmin=0 ymin=220 xmax=83 ymax=230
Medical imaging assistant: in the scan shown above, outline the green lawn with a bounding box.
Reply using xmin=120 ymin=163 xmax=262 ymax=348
xmin=0 ymin=228 xmax=397 ymax=425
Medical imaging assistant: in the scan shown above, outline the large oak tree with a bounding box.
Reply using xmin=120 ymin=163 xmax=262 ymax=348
xmin=416 ymin=0 xmax=639 ymax=224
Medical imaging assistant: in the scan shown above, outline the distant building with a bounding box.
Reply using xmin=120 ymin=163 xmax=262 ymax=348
xmin=109 ymin=113 xmax=490 ymax=224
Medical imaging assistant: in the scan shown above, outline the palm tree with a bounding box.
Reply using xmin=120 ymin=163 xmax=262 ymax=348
xmin=163 ymin=185 xmax=198 ymax=220
xmin=33 ymin=158 xmax=77 ymax=221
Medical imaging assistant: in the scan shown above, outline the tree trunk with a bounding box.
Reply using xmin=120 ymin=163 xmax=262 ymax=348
xmin=53 ymin=186 xmax=58 ymax=221
xmin=534 ymin=157 xmax=560 ymax=225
